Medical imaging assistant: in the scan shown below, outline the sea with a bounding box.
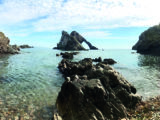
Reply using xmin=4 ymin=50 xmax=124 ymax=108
xmin=0 ymin=47 xmax=160 ymax=119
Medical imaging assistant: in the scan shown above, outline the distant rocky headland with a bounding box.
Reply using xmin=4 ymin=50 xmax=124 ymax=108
xmin=0 ymin=32 xmax=33 ymax=55
xmin=132 ymin=24 xmax=160 ymax=56
xmin=19 ymin=44 xmax=33 ymax=49
xmin=53 ymin=31 xmax=98 ymax=50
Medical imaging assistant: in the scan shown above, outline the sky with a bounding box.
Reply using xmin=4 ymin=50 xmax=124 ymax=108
xmin=0 ymin=0 xmax=160 ymax=49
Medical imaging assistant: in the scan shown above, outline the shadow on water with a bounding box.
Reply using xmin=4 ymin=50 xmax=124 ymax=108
xmin=138 ymin=55 xmax=160 ymax=69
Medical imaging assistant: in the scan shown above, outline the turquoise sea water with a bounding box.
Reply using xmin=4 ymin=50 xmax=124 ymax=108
xmin=0 ymin=48 xmax=160 ymax=119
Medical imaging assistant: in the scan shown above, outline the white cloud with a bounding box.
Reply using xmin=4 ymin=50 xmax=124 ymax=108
xmin=0 ymin=0 xmax=53 ymax=24
xmin=0 ymin=0 xmax=160 ymax=32
xmin=32 ymin=0 xmax=160 ymax=31
xmin=81 ymin=31 xmax=111 ymax=39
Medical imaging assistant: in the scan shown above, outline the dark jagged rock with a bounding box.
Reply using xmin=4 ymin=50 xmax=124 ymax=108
xmin=56 ymin=54 xmax=60 ymax=56
xmin=92 ymin=57 xmax=102 ymax=62
xmin=56 ymin=31 xmax=85 ymax=50
xmin=11 ymin=45 xmax=20 ymax=51
xmin=19 ymin=44 xmax=33 ymax=49
xmin=0 ymin=32 xmax=19 ymax=54
xmin=57 ymin=52 xmax=79 ymax=59
xmin=56 ymin=58 xmax=141 ymax=120
xmin=103 ymin=58 xmax=117 ymax=65
xmin=132 ymin=24 xmax=160 ymax=56
xmin=60 ymin=52 xmax=74 ymax=59
xmin=54 ymin=31 xmax=98 ymax=50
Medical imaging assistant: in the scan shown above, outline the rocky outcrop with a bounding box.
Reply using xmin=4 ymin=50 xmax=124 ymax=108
xmin=70 ymin=31 xmax=98 ymax=50
xmin=19 ymin=44 xmax=33 ymax=49
xmin=0 ymin=32 xmax=19 ymax=54
xmin=56 ymin=58 xmax=141 ymax=120
xmin=60 ymin=52 xmax=79 ymax=59
xmin=54 ymin=31 xmax=98 ymax=50
xmin=56 ymin=52 xmax=79 ymax=59
xmin=92 ymin=57 xmax=117 ymax=65
xmin=132 ymin=24 xmax=160 ymax=56
xmin=103 ymin=58 xmax=117 ymax=65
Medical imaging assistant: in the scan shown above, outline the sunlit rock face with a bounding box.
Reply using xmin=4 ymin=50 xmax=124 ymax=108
xmin=53 ymin=31 xmax=98 ymax=50
xmin=133 ymin=24 xmax=160 ymax=56
xmin=0 ymin=32 xmax=19 ymax=54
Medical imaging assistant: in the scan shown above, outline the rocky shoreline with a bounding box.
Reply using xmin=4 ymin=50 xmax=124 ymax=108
xmin=54 ymin=56 xmax=141 ymax=120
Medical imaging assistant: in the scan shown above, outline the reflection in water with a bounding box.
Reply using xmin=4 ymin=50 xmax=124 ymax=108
xmin=138 ymin=55 xmax=160 ymax=68
xmin=0 ymin=54 xmax=10 ymax=83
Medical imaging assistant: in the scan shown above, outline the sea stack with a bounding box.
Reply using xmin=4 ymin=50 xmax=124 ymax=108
xmin=53 ymin=31 xmax=98 ymax=50
xmin=132 ymin=24 xmax=160 ymax=56
xmin=0 ymin=32 xmax=20 ymax=54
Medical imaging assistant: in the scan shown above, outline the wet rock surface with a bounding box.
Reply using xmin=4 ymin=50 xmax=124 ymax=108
xmin=56 ymin=58 xmax=141 ymax=120
xmin=54 ymin=31 xmax=98 ymax=50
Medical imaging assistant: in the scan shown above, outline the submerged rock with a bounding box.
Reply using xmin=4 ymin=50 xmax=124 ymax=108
xmin=56 ymin=58 xmax=141 ymax=120
xmin=0 ymin=32 xmax=19 ymax=54
xmin=54 ymin=31 xmax=98 ymax=50
xmin=132 ymin=24 xmax=160 ymax=56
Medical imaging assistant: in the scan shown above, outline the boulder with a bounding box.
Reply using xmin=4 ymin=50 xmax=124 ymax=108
xmin=0 ymin=32 xmax=19 ymax=54
xmin=103 ymin=58 xmax=117 ymax=65
xmin=132 ymin=24 xmax=160 ymax=56
xmin=54 ymin=31 xmax=98 ymax=50
xmin=56 ymin=58 xmax=141 ymax=120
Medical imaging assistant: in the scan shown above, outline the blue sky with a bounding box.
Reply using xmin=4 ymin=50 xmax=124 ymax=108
xmin=0 ymin=0 xmax=159 ymax=49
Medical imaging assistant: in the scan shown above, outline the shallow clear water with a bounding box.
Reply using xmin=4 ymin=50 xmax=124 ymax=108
xmin=0 ymin=48 xmax=160 ymax=119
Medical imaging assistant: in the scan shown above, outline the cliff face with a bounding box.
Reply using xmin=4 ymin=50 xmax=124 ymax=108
xmin=132 ymin=24 xmax=160 ymax=55
xmin=0 ymin=32 xmax=19 ymax=54
xmin=54 ymin=31 xmax=98 ymax=50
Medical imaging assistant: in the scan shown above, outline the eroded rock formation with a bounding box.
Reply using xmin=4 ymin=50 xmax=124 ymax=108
xmin=0 ymin=32 xmax=19 ymax=54
xmin=54 ymin=31 xmax=98 ymax=50
xmin=56 ymin=58 xmax=141 ymax=120
xmin=132 ymin=24 xmax=160 ymax=56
